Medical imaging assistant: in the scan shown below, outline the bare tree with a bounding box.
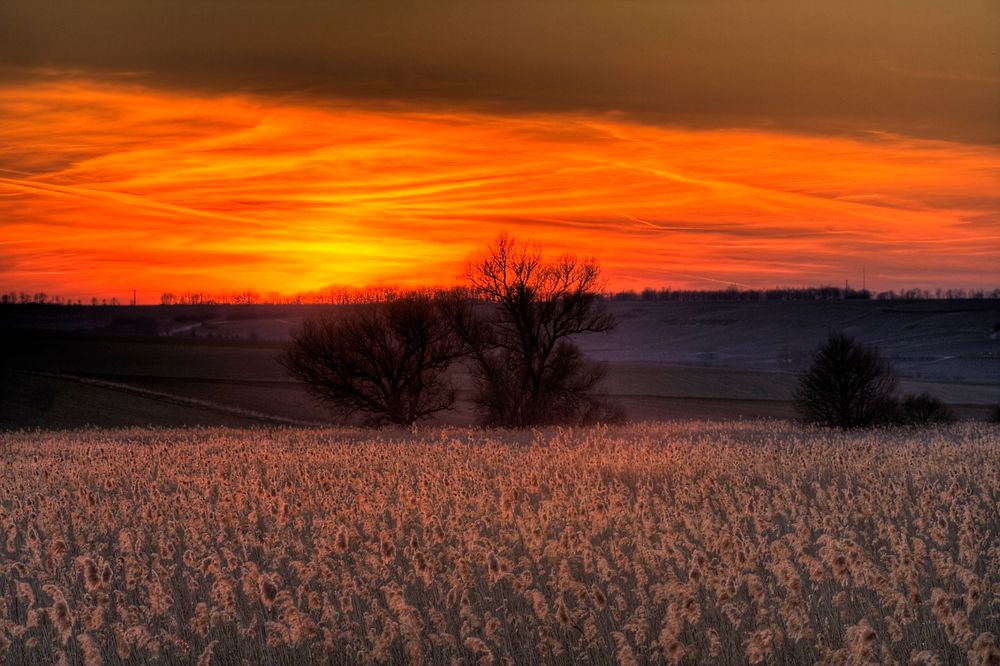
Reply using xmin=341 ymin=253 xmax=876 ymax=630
xmin=794 ymin=332 xmax=898 ymax=428
xmin=454 ymin=233 xmax=621 ymax=427
xmin=283 ymin=297 xmax=464 ymax=425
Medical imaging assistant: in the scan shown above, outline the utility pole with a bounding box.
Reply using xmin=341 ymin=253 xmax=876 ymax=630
xmin=132 ymin=289 xmax=136 ymax=307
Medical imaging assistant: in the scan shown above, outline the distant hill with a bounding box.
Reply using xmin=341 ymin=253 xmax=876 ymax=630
xmin=2 ymin=299 xmax=997 ymax=429
xmin=583 ymin=300 xmax=1000 ymax=383
xmin=3 ymin=299 xmax=997 ymax=381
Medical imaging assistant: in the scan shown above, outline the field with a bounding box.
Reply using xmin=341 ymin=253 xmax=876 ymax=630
xmin=1 ymin=422 xmax=998 ymax=665
xmin=2 ymin=299 xmax=999 ymax=429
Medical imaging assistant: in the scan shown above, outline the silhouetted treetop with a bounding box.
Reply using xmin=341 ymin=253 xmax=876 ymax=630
xmin=457 ymin=233 xmax=620 ymax=427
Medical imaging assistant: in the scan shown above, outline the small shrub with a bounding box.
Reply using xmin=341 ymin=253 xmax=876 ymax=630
xmin=579 ymin=397 xmax=629 ymax=426
xmin=897 ymin=393 xmax=956 ymax=426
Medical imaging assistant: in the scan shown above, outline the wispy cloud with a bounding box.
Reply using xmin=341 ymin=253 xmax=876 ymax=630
xmin=1 ymin=79 xmax=998 ymax=300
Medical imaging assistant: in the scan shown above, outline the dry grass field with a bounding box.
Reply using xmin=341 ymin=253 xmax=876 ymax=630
xmin=1 ymin=422 xmax=999 ymax=665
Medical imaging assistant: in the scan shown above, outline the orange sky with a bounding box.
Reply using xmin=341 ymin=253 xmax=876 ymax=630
xmin=2 ymin=79 xmax=999 ymax=302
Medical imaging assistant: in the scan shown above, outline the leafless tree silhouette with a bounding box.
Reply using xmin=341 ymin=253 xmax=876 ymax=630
xmin=283 ymin=297 xmax=464 ymax=425
xmin=794 ymin=332 xmax=898 ymax=428
xmin=452 ymin=233 xmax=621 ymax=427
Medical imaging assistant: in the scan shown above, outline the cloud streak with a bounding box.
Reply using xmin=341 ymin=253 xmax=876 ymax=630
xmin=0 ymin=79 xmax=998 ymax=301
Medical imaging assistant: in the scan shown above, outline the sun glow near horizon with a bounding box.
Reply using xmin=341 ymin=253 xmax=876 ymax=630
xmin=1 ymin=79 xmax=999 ymax=302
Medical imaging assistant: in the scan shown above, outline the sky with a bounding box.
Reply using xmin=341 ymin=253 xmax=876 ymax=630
xmin=1 ymin=1 xmax=998 ymax=300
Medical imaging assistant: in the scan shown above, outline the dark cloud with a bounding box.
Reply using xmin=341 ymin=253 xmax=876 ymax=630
xmin=1 ymin=0 xmax=998 ymax=142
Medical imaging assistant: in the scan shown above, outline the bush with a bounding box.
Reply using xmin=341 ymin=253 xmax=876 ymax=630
xmin=579 ymin=396 xmax=629 ymax=426
xmin=283 ymin=297 xmax=464 ymax=425
xmin=794 ymin=332 xmax=898 ymax=428
xmin=897 ymin=393 xmax=956 ymax=426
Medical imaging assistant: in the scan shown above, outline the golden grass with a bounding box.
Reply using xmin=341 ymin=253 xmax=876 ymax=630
xmin=1 ymin=422 xmax=998 ymax=665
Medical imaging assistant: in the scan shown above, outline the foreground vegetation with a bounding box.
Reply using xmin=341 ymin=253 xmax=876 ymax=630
xmin=1 ymin=423 xmax=998 ymax=665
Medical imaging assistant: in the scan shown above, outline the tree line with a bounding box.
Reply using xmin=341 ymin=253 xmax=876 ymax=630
xmin=4 ymin=284 xmax=997 ymax=308
xmin=607 ymin=286 xmax=1000 ymax=302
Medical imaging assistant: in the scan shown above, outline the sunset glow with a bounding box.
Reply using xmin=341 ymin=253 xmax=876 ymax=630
xmin=2 ymin=79 xmax=998 ymax=301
